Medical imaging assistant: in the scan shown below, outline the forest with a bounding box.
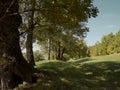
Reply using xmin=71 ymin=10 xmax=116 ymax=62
xmin=0 ymin=0 xmax=120 ymax=90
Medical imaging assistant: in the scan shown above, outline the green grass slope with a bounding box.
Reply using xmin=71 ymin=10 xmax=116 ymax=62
xmin=32 ymin=54 xmax=120 ymax=90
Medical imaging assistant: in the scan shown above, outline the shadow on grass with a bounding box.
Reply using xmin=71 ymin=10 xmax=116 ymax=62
xmin=32 ymin=60 xmax=120 ymax=90
xmin=79 ymin=61 xmax=120 ymax=90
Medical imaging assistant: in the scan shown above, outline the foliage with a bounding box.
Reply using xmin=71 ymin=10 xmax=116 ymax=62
xmin=61 ymin=54 xmax=70 ymax=61
xmin=114 ymin=30 xmax=120 ymax=53
xmin=34 ymin=51 xmax=45 ymax=61
xmin=19 ymin=0 xmax=98 ymax=60
xmin=89 ymin=30 xmax=120 ymax=56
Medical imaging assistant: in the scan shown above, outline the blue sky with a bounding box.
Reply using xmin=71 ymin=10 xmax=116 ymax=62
xmin=85 ymin=0 xmax=120 ymax=46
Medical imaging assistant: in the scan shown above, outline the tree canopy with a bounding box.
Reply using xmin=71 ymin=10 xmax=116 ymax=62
xmin=19 ymin=0 xmax=98 ymax=60
xmin=89 ymin=30 xmax=120 ymax=56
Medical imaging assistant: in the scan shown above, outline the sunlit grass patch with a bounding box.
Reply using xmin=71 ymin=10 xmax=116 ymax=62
xmin=31 ymin=54 xmax=120 ymax=90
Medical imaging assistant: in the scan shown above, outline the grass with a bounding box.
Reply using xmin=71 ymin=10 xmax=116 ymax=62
xmin=22 ymin=54 xmax=120 ymax=90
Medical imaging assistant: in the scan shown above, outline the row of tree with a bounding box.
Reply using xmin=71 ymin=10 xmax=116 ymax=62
xmin=39 ymin=38 xmax=89 ymax=60
xmin=89 ymin=30 xmax=120 ymax=56
xmin=19 ymin=0 xmax=98 ymax=61
xmin=0 ymin=0 xmax=98 ymax=89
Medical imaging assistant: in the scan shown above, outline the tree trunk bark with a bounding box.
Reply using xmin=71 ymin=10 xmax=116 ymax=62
xmin=57 ymin=41 xmax=61 ymax=60
xmin=55 ymin=41 xmax=58 ymax=60
xmin=51 ymin=42 xmax=55 ymax=60
xmin=26 ymin=0 xmax=35 ymax=66
xmin=0 ymin=0 xmax=34 ymax=89
xmin=47 ymin=38 xmax=51 ymax=60
xmin=61 ymin=47 xmax=65 ymax=60
xmin=26 ymin=33 xmax=35 ymax=66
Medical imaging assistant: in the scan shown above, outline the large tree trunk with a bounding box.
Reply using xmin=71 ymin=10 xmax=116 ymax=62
xmin=26 ymin=0 xmax=35 ymax=66
xmin=0 ymin=0 xmax=34 ymax=89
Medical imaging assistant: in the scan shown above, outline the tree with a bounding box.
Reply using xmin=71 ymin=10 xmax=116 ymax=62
xmin=33 ymin=0 xmax=98 ymax=60
xmin=114 ymin=30 xmax=120 ymax=53
xmin=19 ymin=0 xmax=98 ymax=61
xmin=25 ymin=0 xmax=36 ymax=66
xmin=19 ymin=0 xmax=36 ymax=66
xmin=106 ymin=33 xmax=115 ymax=54
xmin=89 ymin=32 xmax=116 ymax=56
xmin=100 ymin=35 xmax=109 ymax=55
xmin=0 ymin=0 xmax=34 ymax=89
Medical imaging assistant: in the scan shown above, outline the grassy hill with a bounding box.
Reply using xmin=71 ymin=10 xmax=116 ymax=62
xmin=19 ymin=54 xmax=120 ymax=90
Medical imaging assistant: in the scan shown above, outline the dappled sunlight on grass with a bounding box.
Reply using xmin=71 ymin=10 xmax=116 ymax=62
xmin=78 ymin=61 xmax=120 ymax=90
xmin=30 ymin=54 xmax=120 ymax=90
